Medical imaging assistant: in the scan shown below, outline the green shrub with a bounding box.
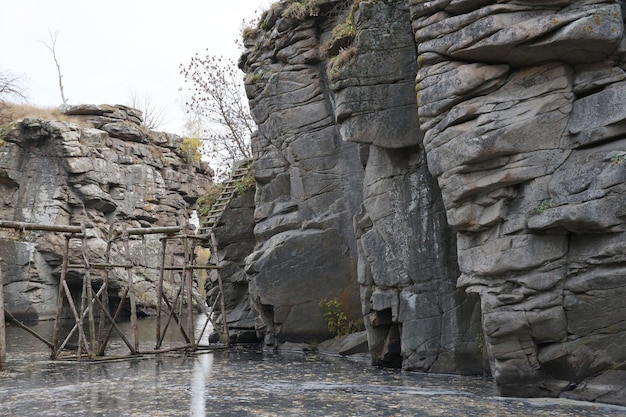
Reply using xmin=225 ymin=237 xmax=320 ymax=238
xmin=234 ymin=175 xmax=255 ymax=195
xmin=181 ymin=137 xmax=202 ymax=165
xmin=534 ymin=199 xmax=554 ymax=215
xmin=610 ymin=154 xmax=625 ymax=165
xmin=331 ymin=11 xmax=356 ymax=39
xmin=319 ymin=297 xmax=349 ymax=337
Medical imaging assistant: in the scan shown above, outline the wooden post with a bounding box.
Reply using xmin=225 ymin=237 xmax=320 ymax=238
xmin=51 ymin=235 xmax=71 ymax=359
xmin=81 ymin=224 xmax=96 ymax=359
xmin=97 ymin=225 xmax=114 ymax=356
xmin=0 ymin=261 xmax=6 ymax=371
xmin=122 ymin=226 xmax=139 ymax=353
xmin=211 ymin=232 xmax=229 ymax=347
xmin=156 ymin=237 xmax=167 ymax=349
xmin=183 ymin=230 xmax=195 ymax=348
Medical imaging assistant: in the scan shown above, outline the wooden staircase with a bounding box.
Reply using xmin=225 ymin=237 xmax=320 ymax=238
xmin=199 ymin=159 xmax=253 ymax=347
xmin=201 ymin=159 xmax=253 ymax=232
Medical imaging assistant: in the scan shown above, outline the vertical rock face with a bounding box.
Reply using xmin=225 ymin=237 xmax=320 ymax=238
xmin=0 ymin=105 xmax=212 ymax=319
xmin=241 ymin=5 xmax=365 ymax=342
xmin=413 ymin=0 xmax=626 ymax=403
xmin=240 ymin=0 xmax=483 ymax=374
xmin=204 ymin=175 xmax=258 ymax=343
xmin=337 ymin=1 xmax=483 ymax=373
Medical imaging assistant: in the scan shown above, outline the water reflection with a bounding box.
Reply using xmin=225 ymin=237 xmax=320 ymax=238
xmin=191 ymin=354 xmax=214 ymax=417
xmin=1 ymin=318 xmax=626 ymax=416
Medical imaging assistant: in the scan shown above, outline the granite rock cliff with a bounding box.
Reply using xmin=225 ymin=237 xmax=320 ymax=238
xmin=239 ymin=0 xmax=626 ymax=405
xmin=0 ymin=104 xmax=212 ymax=319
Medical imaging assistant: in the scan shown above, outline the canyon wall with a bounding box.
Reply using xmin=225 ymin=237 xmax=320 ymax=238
xmin=414 ymin=0 xmax=626 ymax=403
xmin=240 ymin=0 xmax=626 ymax=405
xmin=240 ymin=0 xmax=483 ymax=372
xmin=0 ymin=105 xmax=212 ymax=319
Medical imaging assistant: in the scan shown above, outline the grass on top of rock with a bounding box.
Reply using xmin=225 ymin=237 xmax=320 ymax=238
xmin=0 ymin=102 xmax=73 ymax=125
xmin=327 ymin=46 xmax=357 ymax=81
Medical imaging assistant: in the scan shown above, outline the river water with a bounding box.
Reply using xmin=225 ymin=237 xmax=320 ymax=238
xmin=1 ymin=318 xmax=625 ymax=417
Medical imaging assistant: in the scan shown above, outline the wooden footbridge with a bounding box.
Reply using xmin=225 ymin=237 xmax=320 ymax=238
xmin=0 ymin=160 xmax=253 ymax=368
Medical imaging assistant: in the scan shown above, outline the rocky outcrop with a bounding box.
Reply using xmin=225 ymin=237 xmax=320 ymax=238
xmin=239 ymin=0 xmax=626 ymax=406
xmin=0 ymin=104 xmax=212 ymax=319
xmin=414 ymin=0 xmax=626 ymax=403
xmin=241 ymin=4 xmax=366 ymax=344
xmin=240 ymin=0 xmax=484 ymax=374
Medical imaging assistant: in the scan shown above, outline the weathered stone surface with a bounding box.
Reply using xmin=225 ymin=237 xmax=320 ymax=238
xmin=0 ymin=105 xmax=212 ymax=319
xmin=235 ymin=0 xmax=626 ymax=407
xmin=317 ymin=330 xmax=369 ymax=356
xmin=240 ymin=0 xmax=484 ymax=376
xmin=241 ymin=2 xmax=365 ymax=344
xmin=414 ymin=0 xmax=626 ymax=406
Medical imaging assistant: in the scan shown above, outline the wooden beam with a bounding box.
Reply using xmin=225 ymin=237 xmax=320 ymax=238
xmin=0 ymin=220 xmax=82 ymax=234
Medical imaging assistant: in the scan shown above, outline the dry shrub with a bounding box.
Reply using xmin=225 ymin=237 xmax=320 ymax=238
xmin=327 ymin=46 xmax=357 ymax=81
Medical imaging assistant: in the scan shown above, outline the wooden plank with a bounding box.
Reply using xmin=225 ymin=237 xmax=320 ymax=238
xmin=124 ymin=226 xmax=182 ymax=236
xmin=0 ymin=220 xmax=82 ymax=234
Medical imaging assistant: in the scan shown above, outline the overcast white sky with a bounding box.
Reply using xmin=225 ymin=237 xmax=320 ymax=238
xmin=0 ymin=0 xmax=271 ymax=133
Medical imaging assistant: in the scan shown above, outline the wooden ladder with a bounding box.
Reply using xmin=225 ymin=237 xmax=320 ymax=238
xmin=201 ymin=159 xmax=253 ymax=231
xmin=200 ymin=159 xmax=253 ymax=346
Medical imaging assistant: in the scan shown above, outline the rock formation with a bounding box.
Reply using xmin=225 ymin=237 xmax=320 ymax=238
xmin=0 ymin=104 xmax=212 ymax=319
xmin=239 ymin=0 xmax=626 ymax=406
xmin=414 ymin=0 xmax=626 ymax=403
xmin=241 ymin=4 xmax=366 ymax=344
xmin=240 ymin=0 xmax=483 ymax=374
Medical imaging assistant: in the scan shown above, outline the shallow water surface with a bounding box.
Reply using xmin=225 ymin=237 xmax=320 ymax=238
xmin=1 ymin=319 xmax=625 ymax=416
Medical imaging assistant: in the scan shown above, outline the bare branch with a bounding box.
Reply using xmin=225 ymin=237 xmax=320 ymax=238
xmin=179 ymin=54 xmax=254 ymax=177
xmin=0 ymin=70 xmax=27 ymax=102
xmin=127 ymin=90 xmax=168 ymax=130
xmin=42 ymin=30 xmax=68 ymax=105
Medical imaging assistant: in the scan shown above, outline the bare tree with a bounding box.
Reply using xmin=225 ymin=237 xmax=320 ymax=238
xmin=0 ymin=69 xmax=27 ymax=123
xmin=0 ymin=69 xmax=27 ymax=102
xmin=42 ymin=30 xmax=68 ymax=105
xmin=179 ymin=54 xmax=254 ymax=175
xmin=127 ymin=90 xmax=168 ymax=130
